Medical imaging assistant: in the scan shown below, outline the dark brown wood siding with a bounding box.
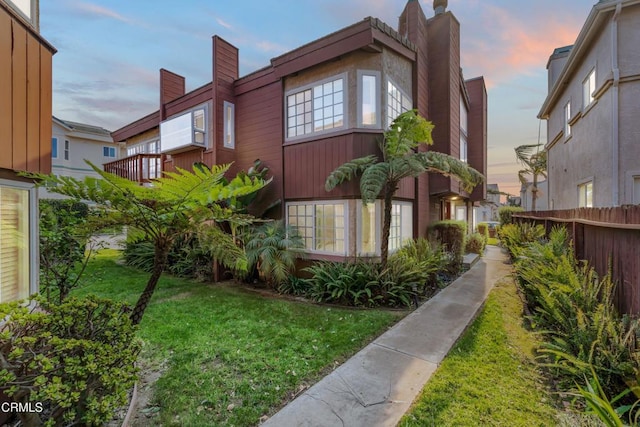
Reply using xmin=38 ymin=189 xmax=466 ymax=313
xmin=111 ymin=111 xmax=160 ymax=142
xmin=235 ymin=80 xmax=284 ymax=217
xmin=160 ymin=69 xmax=185 ymax=115
xmin=212 ymin=36 xmax=239 ymax=168
xmin=427 ymin=13 xmax=461 ymax=197
xmin=466 ymin=77 xmax=487 ymax=202
xmin=0 ymin=6 xmax=54 ymax=174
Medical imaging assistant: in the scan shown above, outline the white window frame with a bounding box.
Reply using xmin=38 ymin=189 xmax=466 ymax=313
xmin=388 ymin=200 xmax=413 ymax=252
xmin=564 ymin=100 xmax=572 ymax=138
xmin=578 ymin=180 xmax=593 ymax=208
xmin=103 ymin=146 xmax=116 ymax=158
xmin=356 ymin=200 xmax=381 ymax=256
xmin=460 ymin=96 xmax=468 ymax=163
xmin=286 ymin=200 xmax=348 ymax=255
xmin=51 ymin=137 xmax=58 ymax=159
xmin=223 ymin=101 xmax=235 ymax=149
xmin=386 ymin=78 xmax=412 ymax=128
xmin=285 ymin=73 xmax=347 ymax=141
xmin=582 ymin=68 xmax=596 ymax=110
xmin=0 ymin=179 xmax=38 ymax=302
xmin=357 ymin=70 xmax=381 ymax=129
xmin=64 ymin=140 xmax=70 ymax=160
xmin=6 ymin=0 xmax=38 ymax=29
xmin=160 ymin=104 xmax=209 ymax=153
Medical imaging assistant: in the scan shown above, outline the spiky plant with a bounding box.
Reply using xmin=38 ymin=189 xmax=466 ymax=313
xmin=325 ymin=110 xmax=483 ymax=267
xmin=245 ymin=221 xmax=305 ymax=288
xmin=25 ymin=161 xmax=269 ymax=324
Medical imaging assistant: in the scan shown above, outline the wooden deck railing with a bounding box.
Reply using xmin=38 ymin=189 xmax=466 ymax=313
xmin=513 ymin=206 xmax=640 ymax=315
xmin=103 ymin=154 xmax=162 ymax=184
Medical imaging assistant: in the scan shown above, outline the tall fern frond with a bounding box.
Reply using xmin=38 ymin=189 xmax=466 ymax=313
xmin=359 ymin=162 xmax=391 ymax=203
xmin=325 ymin=155 xmax=378 ymax=191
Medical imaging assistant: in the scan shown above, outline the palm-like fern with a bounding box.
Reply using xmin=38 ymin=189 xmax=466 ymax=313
xmin=515 ymin=144 xmax=547 ymax=211
xmin=325 ymin=110 xmax=484 ymax=266
xmin=25 ymin=161 xmax=269 ymax=324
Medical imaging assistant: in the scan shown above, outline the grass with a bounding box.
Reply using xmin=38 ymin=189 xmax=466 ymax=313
xmin=399 ymin=275 xmax=560 ymax=426
xmin=75 ymin=250 xmax=405 ymax=426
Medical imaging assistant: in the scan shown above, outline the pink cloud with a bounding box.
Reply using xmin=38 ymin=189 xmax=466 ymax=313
xmin=461 ymin=4 xmax=583 ymax=87
xmin=71 ymin=1 xmax=133 ymax=24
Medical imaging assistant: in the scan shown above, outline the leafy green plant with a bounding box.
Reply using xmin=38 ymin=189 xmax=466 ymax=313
xmin=498 ymin=206 xmax=524 ymax=226
xmin=498 ymin=222 xmax=545 ymax=259
xmin=0 ymin=295 xmax=140 ymax=426
xmin=394 ymin=238 xmax=447 ymax=294
xmin=245 ymin=221 xmax=306 ymax=288
xmin=465 ymin=232 xmax=486 ymax=255
xmin=277 ymin=275 xmax=311 ymax=296
xmin=39 ymin=199 xmax=95 ymax=303
xmin=476 ymin=222 xmax=489 ymax=240
xmin=305 ymin=260 xmax=381 ymax=307
xmin=428 ymin=220 xmax=467 ymax=273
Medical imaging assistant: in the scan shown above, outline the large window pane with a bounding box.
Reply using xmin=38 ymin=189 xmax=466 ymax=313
xmin=0 ymin=185 xmax=31 ymax=302
xmin=286 ymin=202 xmax=346 ymax=254
xmin=287 ymin=77 xmax=344 ymax=138
xmin=361 ymin=75 xmax=377 ymax=126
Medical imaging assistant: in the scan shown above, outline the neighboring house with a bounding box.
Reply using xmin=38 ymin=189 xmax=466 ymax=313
xmin=0 ymin=0 xmax=55 ymax=302
xmin=539 ymin=0 xmax=640 ymax=209
xmin=107 ymin=0 xmax=487 ymax=260
xmin=520 ymin=180 xmax=549 ymax=211
xmin=42 ymin=117 xmax=116 ymax=199
xmin=475 ymin=183 xmax=501 ymax=222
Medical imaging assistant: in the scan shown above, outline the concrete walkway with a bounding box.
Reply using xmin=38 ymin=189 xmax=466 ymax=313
xmin=262 ymin=245 xmax=511 ymax=427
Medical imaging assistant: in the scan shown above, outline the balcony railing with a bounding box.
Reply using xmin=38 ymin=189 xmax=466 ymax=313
xmin=103 ymin=154 xmax=162 ymax=184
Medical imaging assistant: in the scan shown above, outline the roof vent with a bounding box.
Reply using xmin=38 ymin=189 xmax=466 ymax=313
xmin=434 ymin=0 xmax=447 ymax=15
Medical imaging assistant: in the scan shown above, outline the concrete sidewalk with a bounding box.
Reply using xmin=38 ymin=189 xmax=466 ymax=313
xmin=262 ymin=245 xmax=511 ymax=427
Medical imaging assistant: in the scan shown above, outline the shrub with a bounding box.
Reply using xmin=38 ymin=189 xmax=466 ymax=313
xmin=394 ymin=238 xmax=448 ymax=293
xmin=428 ymin=220 xmax=467 ymax=273
xmin=40 ymin=199 xmax=93 ymax=303
xmin=498 ymin=222 xmax=545 ymax=259
xmin=245 ymin=221 xmax=305 ymax=288
xmin=305 ymin=260 xmax=382 ymax=307
xmin=465 ymin=232 xmax=486 ymax=255
xmin=476 ymin=222 xmax=489 ymax=241
xmin=277 ymin=275 xmax=311 ymax=296
xmin=0 ymin=296 xmax=140 ymax=426
xmin=498 ymin=206 xmax=524 ymax=226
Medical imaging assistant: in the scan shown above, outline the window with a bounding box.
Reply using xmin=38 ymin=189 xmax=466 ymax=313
xmin=64 ymin=140 xmax=70 ymax=160
xmin=160 ymin=106 xmax=207 ymax=153
xmin=633 ymin=176 xmax=640 ymax=205
xmin=287 ymin=202 xmax=347 ymax=254
xmin=0 ymin=180 xmax=36 ymax=302
xmin=358 ymin=201 xmax=380 ymax=255
xmin=286 ymin=75 xmax=345 ymax=139
xmin=564 ymin=101 xmax=572 ymax=137
xmin=51 ymin=137 xmax=58 ymax=159
xmin=387 ymin=80 xmax=412 ymax=127
xmin=223 ymin=101 xmax=235 ymax=149
xmin=103 ymin=146 xmax=116 ymax=158
xmin=389 ymin=201 xmax=413 ymax=252
xmin=578 ymin=181 xmax=593 ymax=208
xmin=6 ymin=0 xmax=37 ymax=28
xmin=583 ymin=68 xmax=596 ymax=109
xmin=358 ymin=71 xmax=380 ymax=127
xmin=460 ymin=97 xmax=468 ymax=162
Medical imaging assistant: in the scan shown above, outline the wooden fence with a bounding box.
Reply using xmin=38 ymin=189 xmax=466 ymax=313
xmin=513 ymin=206 xmax=640 ymax=315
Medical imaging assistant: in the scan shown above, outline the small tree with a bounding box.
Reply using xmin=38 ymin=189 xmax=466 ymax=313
xmin=26 ymin=162 xmax=269 ymax=325
xmin=325 ymin=110 xmax=483 ymax=267
xmin=515 ymin=144 xmax=547 ymax=211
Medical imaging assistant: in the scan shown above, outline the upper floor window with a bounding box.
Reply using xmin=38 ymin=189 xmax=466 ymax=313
xmin=582 ymin=68 xmax=596 ymax=109
xmin=103 ymin=146 xmax=116 ymax=158
xmin=460 ymin=97 xmax=468 ymax=163
xmin=6 ymin=0 xmax=38 ymax=29
xmin=633 ymin=176 xmax=640 ymax=205
xmin=286 ymin=75 xmax=345 ymax=140
xmin=160 ymin=106 xmax=208 ymax=153
xmin=387 ymin=80 xmax=412 ymax=128
xmin=51 ymin=137 xmax=58 ymax=159
xmin=358 ymin=71 xmax=381 ymax=128
xmin=128 ymin=140 xmax=160 ymax=156
xmin=64 ymin=140 xmax=70 ymax=160
xmin=578 ymin=181 xmax=593 ymax=208
xmin=564 ymin=101 xmax=572 ymax=137
xmin=223 ymin=101 xmax=235 ymax=149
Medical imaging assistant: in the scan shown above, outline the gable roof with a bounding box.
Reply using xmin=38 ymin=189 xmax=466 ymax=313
xmin=54 ymin=116 xmax=114 ymax=142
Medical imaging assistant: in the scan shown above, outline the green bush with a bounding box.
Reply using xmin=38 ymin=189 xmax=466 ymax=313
xmin=498 ymin=206 xmax=524 ymax=226
xmin=476 ymin=222 xmax=489 ymax=240
xmin=511 ymin=226 xmax=640 ymax=397
xmin=498 ymin=222 xmax=545 ymax=259
xmin=0 ymin=296 xmax=140 ymax=426
xmin=465 ymin=232 xmax=486 ymax=255
xmin=305 ymin=260 xmax=382 ymax=307
xmin=394 ymin=238 xmax=447 ymax=293
xmin=40 ymin=199 xmax=92 ymax=303
xmin=428 ymin=220 xmax=467 ymax=273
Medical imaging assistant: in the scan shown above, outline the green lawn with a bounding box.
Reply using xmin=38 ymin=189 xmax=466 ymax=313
xmin=399 ymin=276 xmax=560 ymax=426
xmin=75 ymin=250 xmax=405 ymax=426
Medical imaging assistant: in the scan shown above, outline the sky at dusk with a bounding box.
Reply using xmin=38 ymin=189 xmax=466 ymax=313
xmin=39 ymin=0 xmax=595 ymax=198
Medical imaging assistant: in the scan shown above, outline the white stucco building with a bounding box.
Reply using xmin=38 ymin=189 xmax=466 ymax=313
xmin=539 ymin=0 xmax=640 ymax=209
